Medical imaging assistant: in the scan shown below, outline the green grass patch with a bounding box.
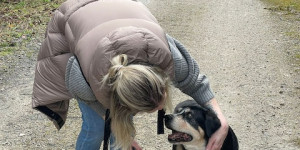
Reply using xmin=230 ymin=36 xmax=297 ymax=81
xmin=295 ymin=53 xmax=300 ymax=64
xmin=0 ymin=0 xmax=63 ymax=54
xmin=285 ymin=31 xmax=300 ymax=39
xmin=262 ymin=0 xmax=300 ymax=71
xmin=262 ymin=0 xmax=300 ymax=12
xmin=0 ymin=47 xmax=15 ymax=56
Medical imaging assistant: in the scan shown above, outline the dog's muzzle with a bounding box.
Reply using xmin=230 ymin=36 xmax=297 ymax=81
xmin=164 ymin=115 xmax=193 ymax=143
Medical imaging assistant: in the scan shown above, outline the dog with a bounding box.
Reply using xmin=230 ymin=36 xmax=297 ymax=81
xmin=164 ymin=100 xmax=239 ymax=150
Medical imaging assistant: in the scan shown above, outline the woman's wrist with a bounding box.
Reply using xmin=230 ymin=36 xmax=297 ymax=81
xmin=204 ymin=98 xmax=229 ymax=150
xmin=205 ymin=98 xmax=229 ymax=130
xmin=219 ymin=115 xmax=229 ymax=132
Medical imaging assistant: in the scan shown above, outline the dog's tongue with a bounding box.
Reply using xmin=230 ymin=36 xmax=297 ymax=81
xmin=168 ymin=131 xmax=192 ymax=142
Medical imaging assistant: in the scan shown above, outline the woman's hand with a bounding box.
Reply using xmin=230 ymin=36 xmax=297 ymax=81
xmin=205 ymin=98 xmax=229 ymax=150
xmin=206 ymin=120 xmax=229 ymax=150
xmin=131 ymin=140 xmax=142 ymax=150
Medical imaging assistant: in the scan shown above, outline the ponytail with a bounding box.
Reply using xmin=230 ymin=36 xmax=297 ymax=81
xmin=102 ymin=54 xmax=172 ymax=149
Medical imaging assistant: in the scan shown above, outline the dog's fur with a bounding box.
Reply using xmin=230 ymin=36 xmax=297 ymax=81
xmin=164 ymin=100 xmax=239 ymax=150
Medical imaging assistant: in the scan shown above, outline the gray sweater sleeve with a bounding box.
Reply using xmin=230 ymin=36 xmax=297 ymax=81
xmin=65 ymin=56 xmax=106 ymax=116
xmin=166 ymin=34 xmax=215 ymax=105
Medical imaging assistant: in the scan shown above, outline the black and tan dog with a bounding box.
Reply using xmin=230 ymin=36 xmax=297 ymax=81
xmin=164 ymin=100 xmax=239 ymax=150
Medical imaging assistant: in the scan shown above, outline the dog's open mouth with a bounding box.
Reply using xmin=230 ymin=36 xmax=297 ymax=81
xmin=168 ymin=130 xmax=193 ymax=143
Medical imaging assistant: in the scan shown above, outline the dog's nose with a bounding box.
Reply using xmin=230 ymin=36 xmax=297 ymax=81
xmin=164 ymin=115 xmax=173 ymax=122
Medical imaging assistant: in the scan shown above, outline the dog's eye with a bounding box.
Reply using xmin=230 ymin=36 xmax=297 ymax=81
xmin=186 ymin=112 xmax=192 ymax=118
xmin=177 ymin=108 xmax=182 ymax=112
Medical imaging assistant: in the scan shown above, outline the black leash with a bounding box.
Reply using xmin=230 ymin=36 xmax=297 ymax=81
xmin=103 ymin=109 xmax=111 ymax=150
xmin=157 ymin=109 xmax=165 ymax=134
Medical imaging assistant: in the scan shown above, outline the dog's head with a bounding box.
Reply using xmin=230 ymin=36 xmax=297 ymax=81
xmin=164 ymin=100 xmax=221 ymax=147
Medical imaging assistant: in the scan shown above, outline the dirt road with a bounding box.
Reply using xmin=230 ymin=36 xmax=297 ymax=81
xmin=0 ymin=0 xmax=299 ymax=149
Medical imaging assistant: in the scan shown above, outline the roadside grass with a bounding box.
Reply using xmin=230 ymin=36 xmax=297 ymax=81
xmin=293 ymin=137 xmax=300 ymax=148
xmin=262 ymin=0 xmax=300 ymax=12
xmin=261 ymin=0 xmax=300 ymax=72
xmin=0 ymin=0 xmax=64 ymax=56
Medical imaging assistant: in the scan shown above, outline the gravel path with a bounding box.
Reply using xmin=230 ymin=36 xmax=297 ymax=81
xmin=0 ymin=0 xmax=299 ymax=149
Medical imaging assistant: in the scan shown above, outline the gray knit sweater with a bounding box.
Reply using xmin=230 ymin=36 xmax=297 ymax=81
xmin=65 ymin=35 xmax=214 ymax=116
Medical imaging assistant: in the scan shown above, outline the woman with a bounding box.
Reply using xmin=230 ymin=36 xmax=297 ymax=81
xmin=32 ymin=0 xmax=229 ymax=149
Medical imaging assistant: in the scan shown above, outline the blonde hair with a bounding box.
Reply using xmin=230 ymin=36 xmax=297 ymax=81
xmin=102 ymin=54 xmax=172 ymax=149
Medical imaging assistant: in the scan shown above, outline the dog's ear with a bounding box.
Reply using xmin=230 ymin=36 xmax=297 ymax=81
xmin=204 ymin=112 xmax=221 ymax=138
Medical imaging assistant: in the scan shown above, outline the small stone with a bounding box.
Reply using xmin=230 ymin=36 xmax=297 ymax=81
xmin=279 ymin=91 xmax=284 ymax=94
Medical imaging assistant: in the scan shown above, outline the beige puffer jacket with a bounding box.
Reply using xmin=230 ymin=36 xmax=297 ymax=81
xmin=32 ymin=0 xmax=174 ymax=129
